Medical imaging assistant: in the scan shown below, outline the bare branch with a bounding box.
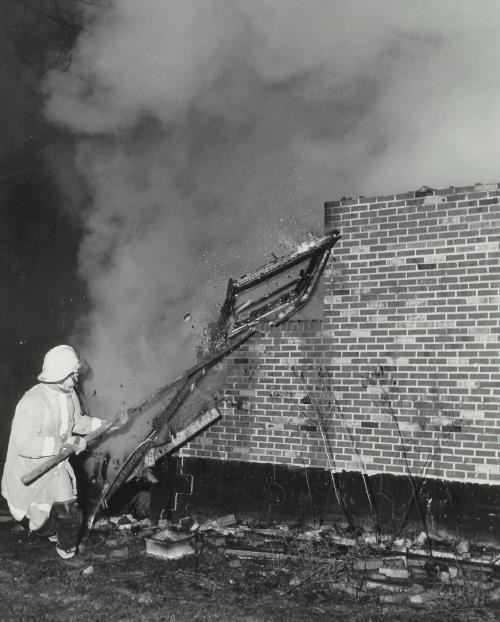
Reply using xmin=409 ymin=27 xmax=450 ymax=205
xmin=0 ymin=0 xmax=103 ymax=71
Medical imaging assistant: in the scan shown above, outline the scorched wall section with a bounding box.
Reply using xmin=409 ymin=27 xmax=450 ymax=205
xmin=182 ymin=320 xmax=328 ymax=468
xmin=183 ymin=182 xmax=500 ymax=487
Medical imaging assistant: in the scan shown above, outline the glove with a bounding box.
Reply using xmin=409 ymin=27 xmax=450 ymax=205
xmin=59 ymin=434 xmax=87 ymax=455
xmin=110 ymin=410 xmax=129 ymax=431
xmin=117 ymin=410 xmax=129 ymax=426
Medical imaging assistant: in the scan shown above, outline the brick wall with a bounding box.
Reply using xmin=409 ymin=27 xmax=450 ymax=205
xmin=183 ymin=182 xmax=500 ymax=485
xmin=182 ymin=320 xmax=327 ymax=467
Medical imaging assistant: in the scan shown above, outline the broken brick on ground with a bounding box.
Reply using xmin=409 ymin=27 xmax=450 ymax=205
xmin=2 ymin=514 xmax=500 ymax=622
xmin=89 ymin=511 xmax=500 ymax=609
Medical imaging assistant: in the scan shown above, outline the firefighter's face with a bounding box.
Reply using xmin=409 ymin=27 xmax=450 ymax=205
xmin=61 ymin=370 xmax=79 ymax=391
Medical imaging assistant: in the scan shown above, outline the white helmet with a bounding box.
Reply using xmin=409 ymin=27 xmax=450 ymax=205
xmin=38 ymin=345 xmax=81 ymax=383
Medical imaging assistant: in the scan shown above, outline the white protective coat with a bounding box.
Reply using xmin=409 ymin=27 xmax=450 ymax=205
xmin=1 ymin=383 xmax=103 ymax=530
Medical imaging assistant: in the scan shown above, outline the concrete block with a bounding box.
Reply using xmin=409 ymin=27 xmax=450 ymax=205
xmin=354 ymin=558 xmax=383 ymax=571
xmin=456 ymin=540 xmax=470 ymax=555
xmin=369 ymin=572 xmax=388 ymax=580
xmin=379 ymin=567 xmax=411 ymax=580
xmin=229 ymin=558 xmax=242 ymax=568
xmin=409 ymin=592 xmax=435 ymax=605
xmin=406 ymin=558 xmax=427 ymax=568
xmin=145 ymin=537 xmax=194 ymax=560
xmin=365 ymin=579 xmax=405 ymax=592
xmin=448 ymin=566 xmax=459 ymax=579
xmin=331 ymin=582 xmax=362 ymax=597
xmin=110 ymin=547 xmax=129 ymax=558
xmin=383 ymin=556 xmax=407 ymax=568
xmin=407 ymin=584 xmax=424 ymax=595
xmin=380 ymin=592 xmax=408 ymax=604
xmin=392 ymin=537 xmax=411 ymax=549
xmin=211 ymin=514 xmax=237 ymax=528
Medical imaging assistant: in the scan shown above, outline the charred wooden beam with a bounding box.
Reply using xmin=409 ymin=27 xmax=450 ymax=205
xmin=232 ymin=231 xmax=340 ymax=294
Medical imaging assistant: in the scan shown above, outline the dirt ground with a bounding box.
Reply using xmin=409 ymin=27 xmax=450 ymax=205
xmin=0 ymin=519 xmax=498 ymax=622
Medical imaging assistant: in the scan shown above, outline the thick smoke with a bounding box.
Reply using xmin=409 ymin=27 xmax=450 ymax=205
xmin=43 ymin=1 xmax=500 ymax=417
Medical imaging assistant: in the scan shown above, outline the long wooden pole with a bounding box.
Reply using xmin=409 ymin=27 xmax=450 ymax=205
xmin=21 ymin=414 xmax=120 ymax=486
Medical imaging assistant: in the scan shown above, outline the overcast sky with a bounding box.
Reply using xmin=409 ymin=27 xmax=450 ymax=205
xmin=4 ymin=1 xmax=500 ymax=421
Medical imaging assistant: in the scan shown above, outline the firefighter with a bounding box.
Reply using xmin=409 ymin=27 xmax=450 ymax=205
xmin=1 ymin=345 xmax=127 ymax=560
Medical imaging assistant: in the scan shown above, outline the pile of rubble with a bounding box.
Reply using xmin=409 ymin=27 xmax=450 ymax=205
xmin=91 ymin=513 xmax=500 ymax=608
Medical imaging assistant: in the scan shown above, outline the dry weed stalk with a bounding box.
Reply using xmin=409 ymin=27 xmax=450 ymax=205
xmin=285 ymin=533 xmax=376 ymax=593
xmin=437 ymin=564 xmax=490 ymax=613
xmin=292 ymin=364 xmax=380 ymax=537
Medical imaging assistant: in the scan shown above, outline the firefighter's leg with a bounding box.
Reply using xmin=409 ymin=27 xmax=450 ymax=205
xmin=52 ymin=500 xmax=82 ymax=559
xmin=32 ymin=508 xmax=57 ymax=539
xmin=27 ymin=465 xmax=82 ymax=556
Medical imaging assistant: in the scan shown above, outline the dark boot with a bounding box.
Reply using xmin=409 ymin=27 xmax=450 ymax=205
xmin=51 ymin=500 xmax=83 ymax=559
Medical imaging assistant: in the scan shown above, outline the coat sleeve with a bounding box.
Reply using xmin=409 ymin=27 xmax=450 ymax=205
xmin=73 ymin=415 xmax=104 ymax=436
xmin=71 ymin=394 xmax=104 ymax=436
xmin=11 ymin=399 xmax=58 ymax=458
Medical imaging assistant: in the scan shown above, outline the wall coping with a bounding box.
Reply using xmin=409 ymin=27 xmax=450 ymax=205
xmin=324 ymin=181 xmax=500 ymax=208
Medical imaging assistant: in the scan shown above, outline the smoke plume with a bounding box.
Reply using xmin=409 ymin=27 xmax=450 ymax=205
xmin=43 ymin=0 xmax=500 ymax=417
